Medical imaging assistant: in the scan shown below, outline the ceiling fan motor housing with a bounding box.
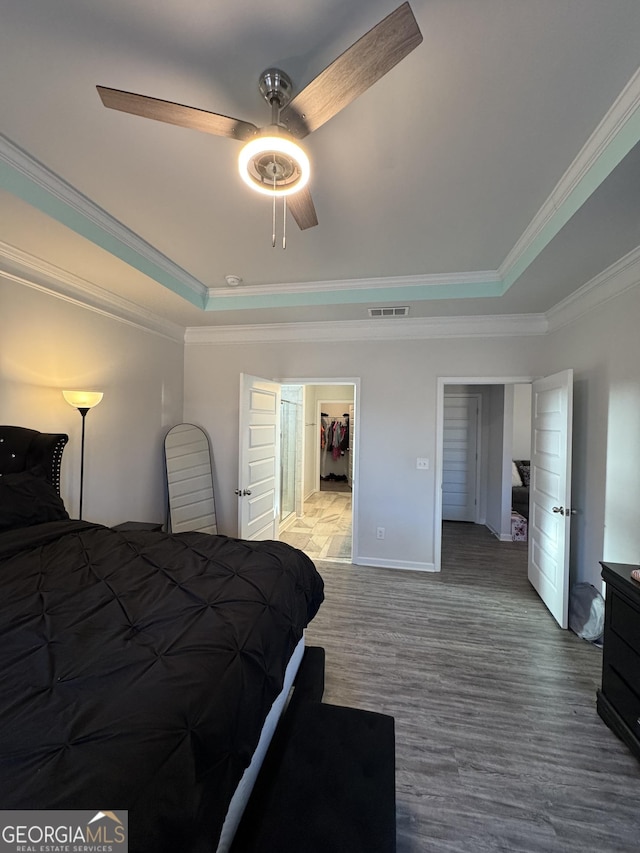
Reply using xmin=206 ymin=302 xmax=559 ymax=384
xmin=258 ymin=68 xmax=294 ymax=110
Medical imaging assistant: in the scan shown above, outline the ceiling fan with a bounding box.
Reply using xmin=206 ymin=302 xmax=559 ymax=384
xmin=97 ymin=2 xmax=422 ymax=235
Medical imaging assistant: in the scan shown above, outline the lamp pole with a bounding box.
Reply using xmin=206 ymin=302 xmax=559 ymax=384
xmin=62 ymin=391 xmax=103 ymax=522
xmin=78 ymin=407 xmax=89 ymax=520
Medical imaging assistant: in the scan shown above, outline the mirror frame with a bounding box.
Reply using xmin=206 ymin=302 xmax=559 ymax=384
xmin=164 ymin=423 xmax=217 ymax=534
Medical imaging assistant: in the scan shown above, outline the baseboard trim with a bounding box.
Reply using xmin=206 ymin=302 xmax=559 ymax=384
xmin=485 ymin=522 xmax=513 ymax=542
xmin=353 ymin=556 xmax=437 ymax=572
xmin=279 ymin=514 xmax=297 ymax=533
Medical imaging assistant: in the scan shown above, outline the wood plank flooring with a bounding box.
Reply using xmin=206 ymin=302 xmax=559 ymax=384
xmin=303 ymin=522 xmax=640 ymax=852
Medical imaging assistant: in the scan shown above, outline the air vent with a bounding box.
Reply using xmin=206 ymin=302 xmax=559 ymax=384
xmin=368 ymin=306 xmax=410 ymax=318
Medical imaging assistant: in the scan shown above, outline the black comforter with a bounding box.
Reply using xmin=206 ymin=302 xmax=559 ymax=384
xmin=0 ymin=521 xmax=324 ymax=852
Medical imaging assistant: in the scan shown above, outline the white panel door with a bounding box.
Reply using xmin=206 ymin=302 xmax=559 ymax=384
xmin=528 ymin=370 xmax=573 ymax=628
xmin=238 ymin=374 xmax=281 ymax=541
xmin=442 ymin=394 xmax=479 ymax=522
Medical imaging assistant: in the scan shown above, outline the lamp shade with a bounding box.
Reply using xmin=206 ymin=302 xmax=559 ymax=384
xmin=63 ymin=390 xmax=104 ymax=409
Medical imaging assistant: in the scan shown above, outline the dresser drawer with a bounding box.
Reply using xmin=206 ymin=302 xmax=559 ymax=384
xmin=603 ymin=624 xmax=640 ymax=688
xmin=610 ymin=589 xmax=640 ymax=656
xmin=601 ymin=665 xmax=640 ymax=740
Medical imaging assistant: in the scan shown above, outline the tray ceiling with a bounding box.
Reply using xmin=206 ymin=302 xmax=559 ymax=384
xmin=1 ymin=0 xmax=640 ymax=329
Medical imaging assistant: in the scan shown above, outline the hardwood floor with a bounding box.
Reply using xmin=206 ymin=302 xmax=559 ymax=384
xmin=304 ymin=522 xmax=640 ymax=852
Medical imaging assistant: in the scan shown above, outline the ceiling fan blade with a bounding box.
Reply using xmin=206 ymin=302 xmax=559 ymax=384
xmin=96 ymin=86 xmax=259 ymax=141
xmin=288 ymin=187 xmax=318 ymax=230
xmin=280 ymin=2 xmax=422 ymax=138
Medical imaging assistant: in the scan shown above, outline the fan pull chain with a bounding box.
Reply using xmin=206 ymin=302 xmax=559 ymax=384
xmin=283 ymin=196 xmax=287 ymax=250
xmin=270 ymin=196 xmax=287 ymax=250
xmin=269 ymin=156 xmax=287 ymax=250
xmin=272 ymin=162 xmax=277 ymax=248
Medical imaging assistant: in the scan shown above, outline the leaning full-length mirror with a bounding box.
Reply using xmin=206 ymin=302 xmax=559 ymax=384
xmin=164 ymin=424 xmax=217 ymax=534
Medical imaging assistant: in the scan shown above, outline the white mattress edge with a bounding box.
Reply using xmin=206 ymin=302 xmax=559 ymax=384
xmin=215 ymin=634 xmax=306 ymax=853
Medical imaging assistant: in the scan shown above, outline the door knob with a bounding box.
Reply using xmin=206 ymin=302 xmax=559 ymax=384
xmin=552 ymin=506 xmax=565 ymax=515
xmin=234 ymin=488 xmax=242 ymax=496
xmin=243 ymin=489 xmax=252 ymax=496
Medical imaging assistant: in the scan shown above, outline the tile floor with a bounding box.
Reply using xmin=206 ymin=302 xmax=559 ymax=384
xmin=279 ymin=488 xmax=352 ymax=561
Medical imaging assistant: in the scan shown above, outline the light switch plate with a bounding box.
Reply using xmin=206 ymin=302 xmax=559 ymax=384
xmin=416 ymin=457 xmax=429 ymax=470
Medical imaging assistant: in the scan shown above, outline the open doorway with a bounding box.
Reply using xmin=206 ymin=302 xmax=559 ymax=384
xmin=436 ymin=377 xmax=534 ymax=572
xmin=279 ymin=382 xmax=356 ymax=563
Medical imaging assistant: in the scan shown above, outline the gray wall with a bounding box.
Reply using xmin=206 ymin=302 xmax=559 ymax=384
xmin=0 ymin=277 xmax=184 ymax=525
xmin=185 ymin=336 xmax=545 ymax=571
xmin=541 ymin=280 xmax=640 ymax=584
xmin=4 ymin=255 xmax=639 ymax=590
xmin=485 ymin=385 xmax=507 ymax=539
xmin=512 ymin=383 xmax=532 ymax=460
xmin=185 ymin=276 xmax=640 ymax=586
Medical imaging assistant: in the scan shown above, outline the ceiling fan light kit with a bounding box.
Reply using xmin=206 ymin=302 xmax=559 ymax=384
xmin=96 ymin=3 xmax=422 ymax=245
xmin=238 ymin=129 xmax=310 ymax=198
xmin=238 ymin=127 xmax=311 ymax=250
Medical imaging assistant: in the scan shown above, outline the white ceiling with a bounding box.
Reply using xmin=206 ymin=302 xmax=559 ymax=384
xmin=1 ymin=0 xmax=640 ymax=330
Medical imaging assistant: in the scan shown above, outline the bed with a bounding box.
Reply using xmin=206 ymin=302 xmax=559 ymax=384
xmin=0 ymin=426 xmax=324 ymax=853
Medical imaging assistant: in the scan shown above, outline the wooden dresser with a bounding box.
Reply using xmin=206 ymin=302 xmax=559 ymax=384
xmin=597 ymin=561 xmax=640 ymax=761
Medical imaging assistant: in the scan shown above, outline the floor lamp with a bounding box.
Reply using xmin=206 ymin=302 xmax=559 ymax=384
xmin=63 ymin=390 xmax=104 ymax=520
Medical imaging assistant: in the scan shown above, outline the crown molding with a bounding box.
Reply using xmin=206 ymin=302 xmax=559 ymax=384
xmin=203 ymin=272 xmax=503 ymax=311
xmin=0 ymin=241 xmax=185 ymax=343
xmin=0 ymin=133 xmax=207 ymax=307
xmin=546 ymin=244 xmax=640 ymax=332
xmin=6 ymin=228 xmax=636 ymax=347
xmin=206 ymin=269 xmax=500 ymax=300
xmin=185 ymin=313 xmax=548 ymax=345
xmin=500 ymin=66 xmax=640 ymax=291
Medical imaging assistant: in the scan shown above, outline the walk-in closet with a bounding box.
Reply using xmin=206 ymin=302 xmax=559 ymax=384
xmin=319 ymin=405 xmax=353 ymax=491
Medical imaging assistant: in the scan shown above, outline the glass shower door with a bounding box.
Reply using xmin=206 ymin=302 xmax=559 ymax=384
xmin=280 ymin=397 xmax=299 ymax=524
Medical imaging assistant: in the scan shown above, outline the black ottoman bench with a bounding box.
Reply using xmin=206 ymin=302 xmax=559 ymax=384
xmin=231 ymin=648 xmax=396 ymax=853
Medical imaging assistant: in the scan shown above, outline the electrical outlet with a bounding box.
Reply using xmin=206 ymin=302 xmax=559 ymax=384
xmin=376 ymin=527 xmax=385 ymax=540
xmin=416 ymin=457 xmax=429 ymax=470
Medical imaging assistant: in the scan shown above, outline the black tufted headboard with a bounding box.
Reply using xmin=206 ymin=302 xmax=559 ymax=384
xmin=0 ymin=426 xmax=69 ymax=495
